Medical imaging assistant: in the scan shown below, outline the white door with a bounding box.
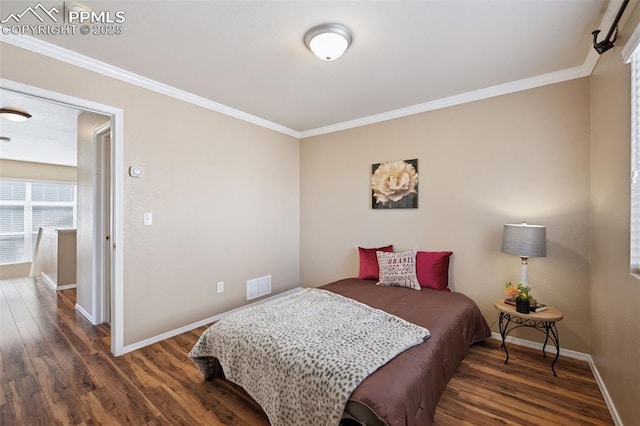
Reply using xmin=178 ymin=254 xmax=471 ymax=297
xmin=95 ymin=123 xmax=112 ymax=324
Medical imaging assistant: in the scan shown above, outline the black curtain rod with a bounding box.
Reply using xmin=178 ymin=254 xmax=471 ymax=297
xmin=592 ymin=0 xmax=630 ymax=55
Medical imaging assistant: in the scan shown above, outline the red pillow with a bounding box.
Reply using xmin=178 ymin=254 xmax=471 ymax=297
xmin=358 ymin=245 xmax=394 ymax=280
xmin=416 ymin=251 xmax=453 ymax=291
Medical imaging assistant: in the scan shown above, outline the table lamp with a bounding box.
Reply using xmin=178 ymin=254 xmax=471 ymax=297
xmin=501 ymin=222 xmax=546 ymax=285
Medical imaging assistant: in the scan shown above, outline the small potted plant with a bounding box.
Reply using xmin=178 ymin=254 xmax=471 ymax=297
xmin=505 ymin=282 xmax=533 ymax=314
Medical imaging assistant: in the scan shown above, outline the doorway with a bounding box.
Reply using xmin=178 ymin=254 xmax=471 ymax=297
xmin=1 ymin=78 xmax=125 ymax=355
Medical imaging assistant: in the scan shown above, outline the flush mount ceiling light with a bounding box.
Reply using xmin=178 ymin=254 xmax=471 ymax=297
xmin=0 ymin=108 xmax=32 ymax=122
xmin=66 ymin=2 xmax=93 ymax=14
xmin=304 ymin=23 xmax=353 ymax=61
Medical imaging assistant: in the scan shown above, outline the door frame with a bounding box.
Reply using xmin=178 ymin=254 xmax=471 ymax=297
xmin=94 ymin=122 xmax=112 ymax=325
xmin=1 ymin=77 xmax=126 ymax=356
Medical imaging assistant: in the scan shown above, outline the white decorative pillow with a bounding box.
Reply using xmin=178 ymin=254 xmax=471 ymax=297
xmin=376 ymin=249 xmax=421 ymax=291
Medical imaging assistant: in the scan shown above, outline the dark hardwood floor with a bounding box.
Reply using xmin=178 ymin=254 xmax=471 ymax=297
xmin=0 ymin=277 xmax=613 ymax=425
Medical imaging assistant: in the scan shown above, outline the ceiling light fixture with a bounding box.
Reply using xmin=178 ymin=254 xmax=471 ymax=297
xmin=304 ymin=23 xmax=353 ymax=61
xmin=0 ymin=108 xmax=32 ymax=122
xmin=65 ymin=2 xmax=93 ymax=14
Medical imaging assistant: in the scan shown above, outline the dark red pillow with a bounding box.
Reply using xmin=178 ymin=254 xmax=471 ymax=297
xmin=416 ymin=251 xmax=453 ymax=291
xmin=358 ymin=245 xmax=394 ymax=280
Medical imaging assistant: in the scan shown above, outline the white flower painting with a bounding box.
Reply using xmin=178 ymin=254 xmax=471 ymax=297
xmin=371 ymin=159 xmax=418 ymax=209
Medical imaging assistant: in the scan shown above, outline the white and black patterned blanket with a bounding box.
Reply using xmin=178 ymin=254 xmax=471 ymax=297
xmin=189 ymin=288 xmax=430 ymax=426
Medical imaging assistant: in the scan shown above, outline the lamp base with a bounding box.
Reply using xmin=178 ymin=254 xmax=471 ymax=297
xmin=520 ymin=257 xmax=529 ymax=285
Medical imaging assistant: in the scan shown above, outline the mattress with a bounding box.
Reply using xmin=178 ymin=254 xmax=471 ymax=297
xmin=321 ymin=278 xmax=491 ymax=425
xmin=191 ymin=277 xmax=491 ymax=425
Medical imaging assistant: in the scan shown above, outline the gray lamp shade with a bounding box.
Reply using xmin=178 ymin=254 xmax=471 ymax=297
xmin=501 ymin=223 xmax=546 ymax=257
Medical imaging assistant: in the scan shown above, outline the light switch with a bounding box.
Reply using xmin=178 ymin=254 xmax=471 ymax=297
xmin=143 ymin=212 xmax=153 ymax=226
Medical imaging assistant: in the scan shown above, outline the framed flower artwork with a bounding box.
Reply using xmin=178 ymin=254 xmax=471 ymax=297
xmin=371 ymin=159 xmax=418 ymax=209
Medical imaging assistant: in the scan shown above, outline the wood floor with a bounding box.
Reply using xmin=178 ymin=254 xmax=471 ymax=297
xmin=0 ymin=277 xmax=613 ymax=425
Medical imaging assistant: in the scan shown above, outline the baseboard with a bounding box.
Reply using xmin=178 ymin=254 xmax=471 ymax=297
xmin=75 ymin=303 xmax=96 ymax=325
xmin=57 ymin=283 xmax=77 ymax=290
xmin=40 ymin=273 xmax=77 ymax=291
xmin=41 ymin=273 xmax=56 ymax=291
xmin=586 ymin=356 xmax=623 ymax=426
xmin=490 ymin=333 xmax=622 ymax=425
xmin=120 ymin=287 xmax=303 ymax=355
xmin=489 ymin=332 xmax=589 ymax=360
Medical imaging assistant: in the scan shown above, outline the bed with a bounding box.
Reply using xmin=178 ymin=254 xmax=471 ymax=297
xmin=190 ymin=278 xmax=491 ymax=425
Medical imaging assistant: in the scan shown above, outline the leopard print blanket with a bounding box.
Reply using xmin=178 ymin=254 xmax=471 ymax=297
xmin=189 ymin=288 xmax=430 ymax=426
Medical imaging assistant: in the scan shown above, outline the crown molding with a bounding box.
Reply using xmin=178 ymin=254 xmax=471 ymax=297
xmin=1 ymin=0 xmax=619 ymax=142
xmin=622 ymin=20 xmax=640 ymax=63
xmin=301 ymin=0 xmax=622 ymax=138
xmin=0 ymin=33 xmax=301 ymax=139
xmin=619 ymin=0 xmax=640 ymax=64
xmin=300 ymin=63 xmax=592 ymax=138
xmin=299 ymin=0 xmax=621 ymax=138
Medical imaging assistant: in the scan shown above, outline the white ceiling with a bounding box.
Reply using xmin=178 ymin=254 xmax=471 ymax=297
xmin=0 ymin=88 xmax=79 ymax=166
xmin=0 ymin=0 xmax=623 ymax=164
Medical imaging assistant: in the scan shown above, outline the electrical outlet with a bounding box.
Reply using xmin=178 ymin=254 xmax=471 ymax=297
xmin=217 ymin=281 xmax=224 ymax=294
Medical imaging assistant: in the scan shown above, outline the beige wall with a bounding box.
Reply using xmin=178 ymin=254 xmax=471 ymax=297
xmin=301 ymin=78 xmax=591 ymax=352
xmin=57 ymin=230 xmax=77 ymax=286
xmin=0 ymin=159 xmax=77 ymax=181
xmin=33 ymin=229 xmax=57 ymax=283
xmin=32 ymin=228 xmax=77 ymax=288
xmin=0 ymin=43 xmax=301 ymax=346
xmin=2 ymin=25 xmax=638 ymax=422
xmin=0 ymin=159 xmax=77 ymax=279
xmin=590 ymin=46 xmax=640 ymax=423
xmin=0 ymin=263 xmax=30 ymax=280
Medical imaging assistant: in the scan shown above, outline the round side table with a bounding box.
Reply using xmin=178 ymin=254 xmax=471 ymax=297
xmin=493 ymin=299 xmax=564 ymax=376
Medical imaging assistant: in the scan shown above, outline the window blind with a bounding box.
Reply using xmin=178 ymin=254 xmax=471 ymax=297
xmin=32 ymin=206 xmax=74 ymax=232
xmin=0 ymin=181 xmax=26 ymax=201
xmin=0 ymin=206 xmax=24 ymax=233
xmin=0 ymin=180 xmax=76 ymax=265
xmin=31 ymin=182 xmax=75 ymax=202
xmin=0 ymin=206 xmax=25 ymax=264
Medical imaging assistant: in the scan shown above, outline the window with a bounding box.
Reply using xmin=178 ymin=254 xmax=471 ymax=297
xmin=0 ymin=180 xmax=76 ymax=265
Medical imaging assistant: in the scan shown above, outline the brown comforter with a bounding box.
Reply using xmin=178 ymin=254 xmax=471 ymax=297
xmin=321 ymin=278 xmax=491 ymax=425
